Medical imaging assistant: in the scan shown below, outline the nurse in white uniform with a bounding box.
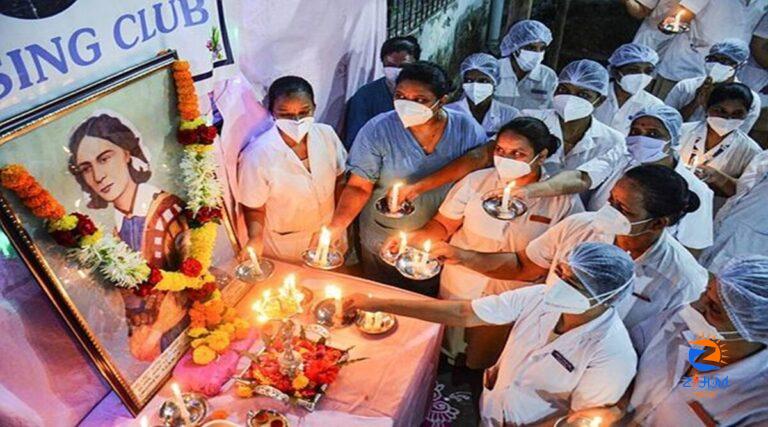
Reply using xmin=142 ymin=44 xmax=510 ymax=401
xmin=589 ymin=104 xmax=714 ymax=252
xmin=384 ymin=117 xmax=582 ymax=361
xmin=594 ymin=43 xmax=664 ymax=135
xmin=434 ymin=164 xmax=708 ymax=330
xmin=677 ymin=82 xmax=763 ymax=210
xmin=666 ymin=39 xmax=761 ymax=132
xmin=623 ymin=0 xmax=680 ymax=55
xmin=699 ymin=151 xmax=768 ymax=271
xmin=237 ymin=76 xmax=346 ymax=262
xmin=495 ymin=20 xmax=558 ymax=110
xmin=445 ymin=53 xmax=519 ymax=137
xmin=343 ymin=242 xmax=638 ymax=426
xmin=625 ymin=256 xmax=768 ymax=426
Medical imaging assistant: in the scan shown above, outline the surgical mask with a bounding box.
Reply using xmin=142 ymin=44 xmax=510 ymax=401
xmin=678 ymin=305 xmax=741 ymax=341
xmin=707 ymin=116 xmax=743 ymax=136
xmin=553 ymin=94 xmax=595 ymax=122
xmin=494 ymin=154 xmax=538 ymax=181
xmin=618 ymin=73 xmax=653 ymax=95
xmin=626 ymin=135 xmax=669 ymax=164
xmin=593 ymin=204 xmax=655 ymax=236
xmin=543 ymin=277 xmax=631 ymax=314
xmin=463 ymin=82 xmax=494 ymax=105
xmin=515 ymin=49 xmax=545 ymax=72
xmin=275 ymin=117 xmax=314 ymax=143
xmin=383 ymin=66 xmax=401 ymax=84
xmin=394 ymin=99 xmax=438 ymax=128
xmin=705 ymin=62 xmax=736 ymax=83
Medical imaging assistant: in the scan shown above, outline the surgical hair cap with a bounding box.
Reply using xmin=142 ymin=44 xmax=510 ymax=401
xmin=460 ymin=53 xmax=501 ymax=85
xmin=500 ymin=19 xmax=553 ymax=57
xmin=710 ymin=38 xmax=750 ymax=64
xmin=558 ymin=59 xmax=610 ymax=96
xmin=630 ymin=104 xmax=683 ymax=148
xmin=608 ymin=43 xmax=659 ymax=68
xmin=717 ymin=255 xmax=768 ymax=344
xmin=567 ymin=242 xmax=635 ymax=306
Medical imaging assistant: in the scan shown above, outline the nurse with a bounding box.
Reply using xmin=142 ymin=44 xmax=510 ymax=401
xmin=699 ymin=151 xmax=768 ymax=271
xmin=445 ymin=53 xmax=519 ymax=137
xmin=384 ymin=117 xmax=581 ymax=361
xmin=594 ymin=43 xmax=664 ymax=135
xmin=677 ymin=82 xmax=763 ymax=208
xmin=588 ymin=105 xmax=714 ymax=253
xmin=622 ymin=0 xmax=680 ymax=56
xmin=495 ymin=19 xmax=558 ymax=110
xmin=343 ymin=242 xmax=638 ymax=426
xmin=739 ymin=14 xmax=768 ymax=147
xmin=666 ymin=39 xmax=761 ymax=132
xmin=326 ymin=61 xmax=486 ymax=295
xmin=237 ymin=76 xmax=347 ymax=263
xmin=433 ymin=164 xmax=708 ymax=330
xmin=344 ymin=36 xmax=421 ymax=149
xmin=625 ymin=255 xmax=768 ymax=426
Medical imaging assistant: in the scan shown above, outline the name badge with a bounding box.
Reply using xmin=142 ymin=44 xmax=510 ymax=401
xmin=550 ymin=350 xmax=574 ymax=372
xmin=531 ymin=88 xmax=548 ymax=95
xmin=529 ymin=215 xmax=552 ymax=224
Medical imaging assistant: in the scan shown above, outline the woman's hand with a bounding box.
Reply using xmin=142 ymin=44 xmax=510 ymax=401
xmin=238 ymin=236 xmax=264 ymax=261
xmin=430 ymin=241 xmax=476 ymax=265
xmin=309 ymin=225 xmax=346 ymax=251
xmin=386 ymin=182 xmax=423 ymax=207
xmin=342 ymin=293 xmax=378 ymax=315
xmin=695 ymin=165 xmax=737 ymax=196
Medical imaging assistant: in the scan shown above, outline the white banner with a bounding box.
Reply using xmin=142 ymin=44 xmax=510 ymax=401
xmin=0 ymin=0 xmax=233 ymax=121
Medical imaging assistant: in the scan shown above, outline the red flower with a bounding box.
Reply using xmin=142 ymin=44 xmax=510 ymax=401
xmin=134 ymin=283 xmax=157 ymax=297
xmin=187 ymin=281 xmax=216 ymax=301
xmin=73 ymin=213 xmax=97 ymax=236
xmin=184 ymin=207 xmax=222 ymax=227
xmin=146 ymin=267 xmax=163 ymax=285
xmin=178 ymin=129 xmax=198 ymax=146
xmin=49 ymin=229 xmax=78 ymax=247
xmin=197 ymin=125 xmax=217 ymax=144
xmin=180 ymin=258 xmax=203 ymax=277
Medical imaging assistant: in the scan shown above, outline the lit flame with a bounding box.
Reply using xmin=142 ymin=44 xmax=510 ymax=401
xmin=398 ymin=231 xmax=408 ymax=253
xmin=319 ymin=227 xmax=331 ymax=247
xmin=247 ymin=246 xmax=258 ymax=264
xmin=590 ymin=416 xmax=603 ymax=427
xmin=423 ymin=239 xmax=432 ymax=254
xmin=139 ymin=415 xmax=149 ymax=427
xmin=325 ymin=284 xmax=342 ymax=300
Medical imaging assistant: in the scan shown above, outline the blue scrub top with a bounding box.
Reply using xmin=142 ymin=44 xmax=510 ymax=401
xmin=347 ymin=108 xmax=488 ymax=252
xmin=344 ymin=77 xmax=394 ymax=149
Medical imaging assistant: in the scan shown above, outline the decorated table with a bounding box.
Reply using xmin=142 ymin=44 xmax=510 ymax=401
xmin=81 ymin=259 xmax=443 ymax=427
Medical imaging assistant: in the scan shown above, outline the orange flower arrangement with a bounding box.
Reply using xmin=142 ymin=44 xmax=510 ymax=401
xmin=0 ymin=165 xmax=64 ymax=220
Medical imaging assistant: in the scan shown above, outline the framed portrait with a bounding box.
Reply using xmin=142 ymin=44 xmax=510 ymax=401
xmin=0 ymin=52 xmax=245 ymax=414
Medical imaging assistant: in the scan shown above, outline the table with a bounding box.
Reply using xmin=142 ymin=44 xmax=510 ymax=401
xmin=81 ymin=259 xmax=443 ymax=426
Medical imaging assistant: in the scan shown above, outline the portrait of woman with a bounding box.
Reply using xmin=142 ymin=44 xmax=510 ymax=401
xmin=67 ymin=112 xmax=189 ymax=361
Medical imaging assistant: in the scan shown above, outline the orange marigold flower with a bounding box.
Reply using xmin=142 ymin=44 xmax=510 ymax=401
xmin=23 ymin=193 xmax=49 ymax=208
xmin=210 ymin=410 xmax=229 ymax=420
xmin=172 ymin=61 xmax=190 ymax=71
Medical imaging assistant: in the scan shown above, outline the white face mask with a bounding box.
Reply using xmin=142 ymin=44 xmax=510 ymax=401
xmin=515 ymin=49 xmax=545 ymax=72
xmin=463 ymin=82 xmax=494 ymax=105
xmin=383 ymin=66 xmax=401 ymax=84
xmin=553 ymin=94 xmax=595 ymax=122
xmin=678 ymin=305 xmax=741 ymax=341
xmin=543 ymin=277 xmax=631 ymax=314
xmin=618 ymin=73 xmax=653 ymax=95
xmin=593 ymin=204 xmax=654 ymax=236
xmin=493 ymin=154 xmax=538 ymax=181
xmin=705 ymin=62 xmax=736 ymax=83
xmin=275 ymin=117 xmax=315 ymax=143
xmin=707 ymin=116 xmax=743 ymax=136
xmin=394 ymin=99 xmax=438 ymax=128
xmin=626 ymin=135 xmax=669 ymax=164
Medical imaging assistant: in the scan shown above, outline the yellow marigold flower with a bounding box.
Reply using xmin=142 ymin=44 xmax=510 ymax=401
xmin=192 ymin=345 xmax=217 ymax=365
xmin=187 ymin=144 xmax=214 ymax=154
xmin=217 ymin=322 xmax=235 ymax=335
xmin=206 ymin=330 xmax=230 ymax=352
xmin=234 ymin=383 xmax=253 ymax=398
xmin=188 ymin=327 xmax=208 ymax=338
xmin=190 ymin=338 xmax=206 ymax=348
xmin=79 ymin=229 xmax=103 ymax=247
xmin=292 ymin=374 xmax=310 ymax=390
xmin=48 ymin=214 xmax=78 ymax=232
xmin=180 ymin=117 xmax=206 ymax=130
xmin=233 ymin=318 xmax=249 ymax=329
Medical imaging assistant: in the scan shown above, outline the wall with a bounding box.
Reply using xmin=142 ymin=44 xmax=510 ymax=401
xmin=414 ymin=0 xmax=492 ymax=80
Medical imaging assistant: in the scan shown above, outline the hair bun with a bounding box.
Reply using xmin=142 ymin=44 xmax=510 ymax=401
xmin=685 ymin=190 xmax=701 ymax=213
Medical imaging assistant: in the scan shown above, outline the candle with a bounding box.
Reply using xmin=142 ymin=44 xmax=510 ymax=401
xmin=500 ymin=181 xmax=516 ymax=213
xmin=672 ymin=9 xmax=684 ymax=31
xmin=325 ymin=285 xmax=342 ymax=318
xmin=421 ymin=240 xmax=432 ymax=267
xmin=139 ymin=415 xmax=149 ymax=427
xmin=315 ymin=227 xmax=331 ymax=265
xmin=389 ymin=182 xmax=404 ymax=213
xmin=170 ymin=383 xmax=190 ymax=426
xmin=247 ymin=246 xmax=263 ymax=275
xmin=398 ymin=231 xmax=408 ymax=255
xmin=589 ymin=416 xmax=603 ymax=427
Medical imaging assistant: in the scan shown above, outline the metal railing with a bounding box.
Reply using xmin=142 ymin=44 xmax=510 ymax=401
xmin=387 ymin=0 xmax=451 ymax=36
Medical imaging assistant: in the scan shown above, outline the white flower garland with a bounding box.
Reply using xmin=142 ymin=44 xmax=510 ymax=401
xmin=180 ymin=148 xmax=222 ymax=215
xmin=70 ymin=234 xmax=150 ymax=289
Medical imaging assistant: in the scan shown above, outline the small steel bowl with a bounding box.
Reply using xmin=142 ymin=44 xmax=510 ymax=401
xmin=378 ymin=243 xmax=402 ymax=266
xmin=661 ymin=21 xmax=690 ymax=34
xmin=356 ymin=310 xmax=398 ymax=335
xmin=395 ymin=247 xmax=442 ymax=280
xmin=481 ymin=190 xmax=528 ymax=221
xmin=375 ymin=196 xmax=415 ymax=218
xmin=234 ymin=260 xmax=275 ymax=283
xmin=158 ymin=393 xmax=208 ymax=426
xmin=301 ymin=248 xmax=344 ymax=270
xmin=247 ymin=409 xmax=290 ymax=427
xmin=313 ymin=298 xmax=355 ymax=328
